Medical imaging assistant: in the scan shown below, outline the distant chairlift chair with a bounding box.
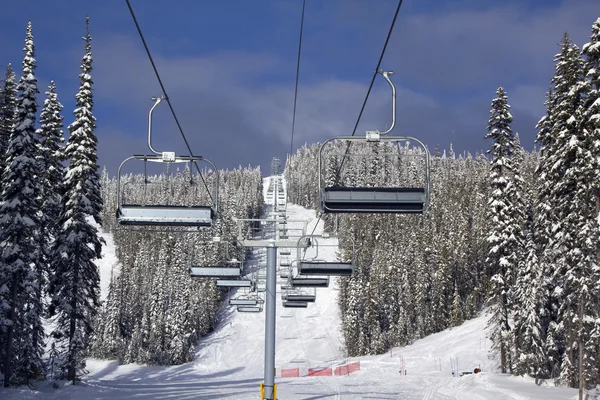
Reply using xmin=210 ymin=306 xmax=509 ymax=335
xmin=282 ymin=300 xmax=309 ymax=309
xmin=295 ymin=236 xmax=355 ymax=277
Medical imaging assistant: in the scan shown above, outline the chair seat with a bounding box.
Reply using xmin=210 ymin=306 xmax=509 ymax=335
xmin=117 ymin=204 xmax=213 ymax=226
xmin=320 ymin=187 xmax=425 ymax=214
xmin=298 ymin=261 xmax=354 ymax=276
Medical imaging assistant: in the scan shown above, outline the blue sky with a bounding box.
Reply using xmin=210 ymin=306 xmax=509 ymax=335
xmin=1 ymin=0 xmax=598 ymax=176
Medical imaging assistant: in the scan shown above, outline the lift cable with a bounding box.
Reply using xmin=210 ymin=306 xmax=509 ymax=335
xmin=307 ymin=0 xmax=404 ymax=238
xmin=337 ymin=0 xmax=405 ymax=175
xmin=289 ymin=0 xmax=306 ymax=156
xmin=125 ymin=0 xmax=213 ymax=203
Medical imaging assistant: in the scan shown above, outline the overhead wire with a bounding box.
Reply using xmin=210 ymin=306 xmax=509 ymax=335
xmin=289 ymin=0 xmax=306 ymax=156
xmin=124 ymin=0 xmax=213 ymax=204
xmin=310 ymin=0 xmax=404 ymax=238
xmin=337 ymin=0 xmax=405 ymax=175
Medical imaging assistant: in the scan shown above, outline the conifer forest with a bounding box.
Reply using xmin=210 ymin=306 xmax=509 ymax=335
xmin=0 ymin=12 xmax=599 ymax=396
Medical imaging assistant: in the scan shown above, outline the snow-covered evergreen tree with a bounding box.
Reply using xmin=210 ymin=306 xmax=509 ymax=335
xmin=509 ymin=132 xmax=527 ymax=370
xmin=534 ymin=32 xmax=600 ymax=388
xmin=450 ymin=282 xmax=464 ymax=326
xmin=580 ymin=17 xmax=600 ymax=387
xmin=0 ymin=21 xmax=45 ymax=386
xmin=484 ymin=86 xmax=518 ymax=374
xmin=549 ymin=34 xmax=599 ymax=389
xmin=0 ymin=64 xmax=17 ymax=182
xmin=513 ymin=210 xmax=545 ymax=380
xmin=47 ymin=16 xmax=103 ymax=383
xmin=37 ymin=81 xmax=65 ymax=239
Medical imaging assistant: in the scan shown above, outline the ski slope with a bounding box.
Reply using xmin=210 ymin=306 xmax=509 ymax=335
xmin=0 ymin=175 xmax=586 ymax=399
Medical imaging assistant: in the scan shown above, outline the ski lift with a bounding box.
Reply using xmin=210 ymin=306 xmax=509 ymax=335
xmin=290 ymin=276 xmax=329 ymax=288
xmin=190 ymin=266 xmax=242 ymax=278
xmin=237 ymin=306 xmax=263 ymax=313
xmin=318 ymin=70 xmax=431 ymax=214
xmin=116 ymin=97 xmax=218 ymax=228
xmin=189 ymin=240 xmax=243 ymax=278
xmin=296 ymin=236 xmax=354 ymax=277
xmin=256 ymin=281 xmax=267 ymax=292
xmin=216 ymin=279 xmax=253 ymax=287
xmin=298 ymin=261 xmax=353 ymax=276
xmin=282 ymin=291 xmax=316 ymax=303
xmin=229 ymin=298 xmax=259 ymax=306
xmin=283 ymin=301 xmax=308 ymax=308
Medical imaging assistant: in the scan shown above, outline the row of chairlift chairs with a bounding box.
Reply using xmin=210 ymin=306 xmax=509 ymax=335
xmin=268 ymin=174 xmax=354 ymax=309
xmin=114 ymin=70 xmax=431 ymax=312
xmin=278 ymin=239 xmax=354 ymax=309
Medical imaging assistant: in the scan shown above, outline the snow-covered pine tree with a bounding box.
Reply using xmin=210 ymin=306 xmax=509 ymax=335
xmin=580 ymin=17 xmax=600 ymax=387
xmin=450 ymin=282 xmax=464 ymax=326
xmin=533 ymin=85 xmax=561 ymax=378
xmin=0 ymin=21 xmax=45 ymax=386
xmin=509 ymin=132 xmax=527 ymax=371
xmin=547 ymin=32 xmax=599 ymax=389
xmin=0 ymin=64 xmax=18 ymax=376
xmin=535 ymin=32 xmax=598 ymax=388
xmin=47 ymin=16 xmax=103 ymax=383
xmin=37 ymin=81 xmax=65 ymax=240
xmin=484 ymin=86 xmax=518 ymax=374
xmin=0 ymin=64 xmax=17 ymax=188
xmin=34 ymin=82 xmax=66 ymax=374
xmin=512 ymin=210 xmax=545 ymax=380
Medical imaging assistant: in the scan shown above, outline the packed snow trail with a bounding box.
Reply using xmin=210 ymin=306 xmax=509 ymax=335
xmin=191 ymin=175 xmax=346 ymax=378
xmin=0 ymin=175 xmax=584 ymax=399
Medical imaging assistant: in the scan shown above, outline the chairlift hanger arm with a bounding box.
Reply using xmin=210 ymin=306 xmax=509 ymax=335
xmin=378 ymin=70 xmax=395 ymax=136
xmin=148 ymin=96 xmax=165 ymax=155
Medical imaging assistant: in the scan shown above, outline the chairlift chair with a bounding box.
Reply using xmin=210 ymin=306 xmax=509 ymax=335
xmin=318 ymin=70 xmax=431 ymax=215
xmin=189 ymin=266 xmax=242 ymax=278
xmin=298 ymin=261 xmax=353 ymax=276
xmin=117 ymin=155 xmax=218 ymax=227
xmin=283 ymin=301 xmax=308 ymax=308
xmin=282 ymin=292 xmax=316 ymax=303
xmin=116 ymin=97 xmax=218 ymax=228
xmin=256 ymin=282 xmax=267 ymax=292
xmin=229 ymin=298 xmax=258 ymax=306
xmin=237 ymin=306 xmax=263 ymax=313
xmin=295 ymin=236 xmax=355 ymax=277
xmin=189 ymin=240 xmax=243 ymax=278
xmin=216 ymin=279 xmax=252 ymax=287
xmin=290 ymin=276 xmax=329 ymax=288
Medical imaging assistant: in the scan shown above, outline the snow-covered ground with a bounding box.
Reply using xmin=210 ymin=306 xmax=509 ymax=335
xmin=0 ymin=175 xmax=585 ymax=399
